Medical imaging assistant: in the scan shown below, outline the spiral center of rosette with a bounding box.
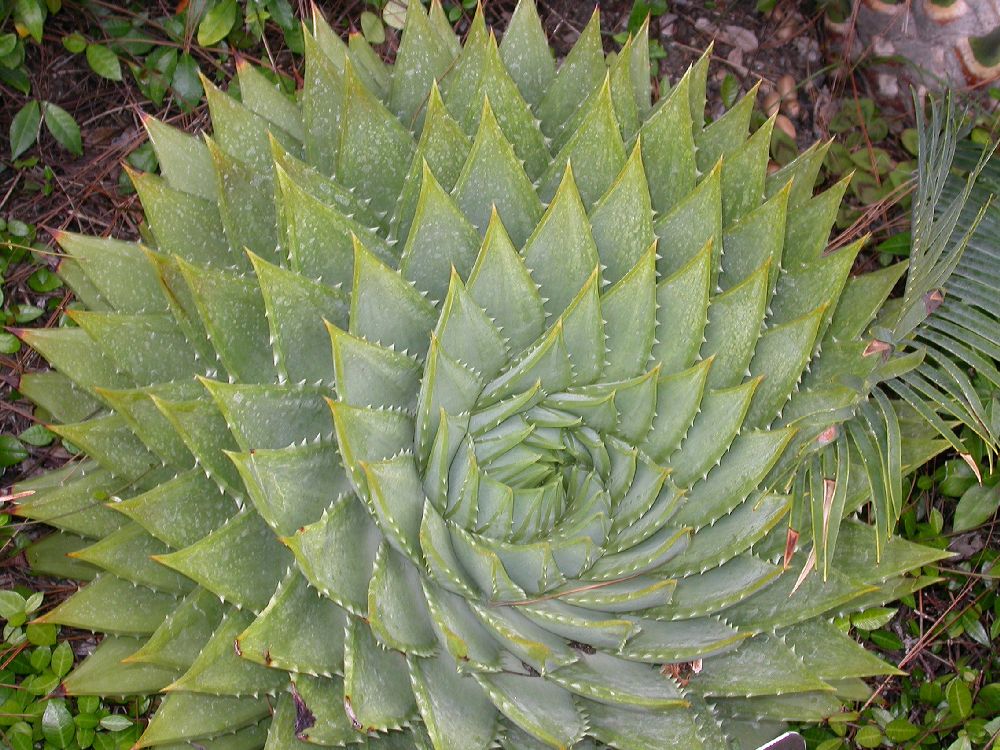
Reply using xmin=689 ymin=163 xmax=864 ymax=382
xmin=414 ymin=364 xmax=685 ymax=602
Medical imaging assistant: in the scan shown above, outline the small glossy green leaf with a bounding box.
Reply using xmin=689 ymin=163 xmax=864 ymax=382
xmin=99 ymin=716 xmax=133 ymax=732
xmin=85 ymin=44 xmax=122 ymax=81
xmin=953 ymin=484 xmax=1000 ymax=532
xmin=42 ymin=102 xmax=81 ymax=155
xmin=42 ymin=699 xmax=75 ymax=748
xmin=198 ymin=0 xmax=237 ymax=46
xmin=0 ymin=435 xmax=28 ymax=466
xmin=947 ymin=678 xmax=973 ymax=720
xmin=9 ymin=99 xmax=40 ymax=159
xmin=50 ymin=641 xmax=73 ymax=677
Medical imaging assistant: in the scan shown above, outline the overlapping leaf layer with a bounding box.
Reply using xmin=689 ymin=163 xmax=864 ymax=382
xmin=14 ymin=3 xmax=949 ymax=748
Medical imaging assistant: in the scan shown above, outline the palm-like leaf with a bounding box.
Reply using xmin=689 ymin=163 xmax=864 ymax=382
xmin=882 ymin=103 xmax=998 ymax=460
xmin=13 ymin=4 xmax=952 ymax=749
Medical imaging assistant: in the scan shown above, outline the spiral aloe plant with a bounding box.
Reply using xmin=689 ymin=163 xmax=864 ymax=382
xmin=11 ymin=2 xmax=956 ymax=748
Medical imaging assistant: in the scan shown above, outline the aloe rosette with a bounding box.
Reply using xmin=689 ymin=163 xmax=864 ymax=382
xmin=12 ymin=3 xmax=950 ymax=749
